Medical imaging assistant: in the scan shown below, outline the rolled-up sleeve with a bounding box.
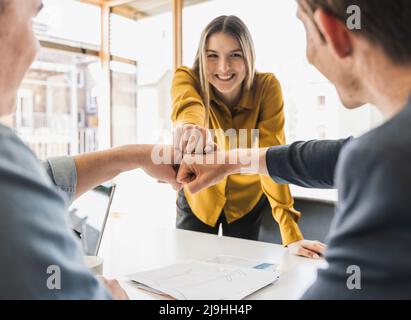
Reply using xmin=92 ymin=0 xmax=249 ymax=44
xmin=43 ymin=156 xmax=77 ymax=203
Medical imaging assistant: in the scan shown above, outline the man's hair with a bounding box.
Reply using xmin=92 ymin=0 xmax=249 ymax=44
xmin=300 ymin=0 xmax=411 ymax=64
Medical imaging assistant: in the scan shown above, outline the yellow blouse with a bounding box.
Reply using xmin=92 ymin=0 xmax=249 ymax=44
xmin=171 ymin=66 xmax=303 ymax=245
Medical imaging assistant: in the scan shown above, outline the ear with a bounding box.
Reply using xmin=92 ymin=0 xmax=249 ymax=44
xmin=314 ymin=9 xmax=353 ymax=58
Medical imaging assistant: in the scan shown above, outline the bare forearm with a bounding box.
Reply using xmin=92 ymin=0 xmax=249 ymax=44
xmin=177 ymin=148 xmax=270 ymax=194
xmin=74 ymin=145 xmax=152 ymax=198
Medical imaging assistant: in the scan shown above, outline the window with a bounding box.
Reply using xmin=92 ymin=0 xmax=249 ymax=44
xmin=110 ymin=7 xmax=173 ymax=144
xmin=3 ymin=0 xmax=103 ymax=159
xmin=35 ymin=0 xmax=101 ymax=49
xmin=7 ymin=49 xmax=101 ymax=159
xmin=111 ymin=61 xmax=138 ymax=147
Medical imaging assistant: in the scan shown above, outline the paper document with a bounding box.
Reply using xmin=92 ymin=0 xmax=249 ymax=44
xmin=206 ymin=255 xmax=279 ymax=272
xmin=128 ymin=256 xmax=279 ymax=300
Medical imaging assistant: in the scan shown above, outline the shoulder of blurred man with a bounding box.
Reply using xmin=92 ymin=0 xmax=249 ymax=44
xmin=303 ymin=96 xmax=411 ymax=299
xmin=0 ymin=123 xmax=110 ymax=299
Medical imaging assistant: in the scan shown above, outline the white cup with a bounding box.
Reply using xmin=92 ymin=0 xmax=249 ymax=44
xmin=84 ymin=255 xmax=104 ymax=276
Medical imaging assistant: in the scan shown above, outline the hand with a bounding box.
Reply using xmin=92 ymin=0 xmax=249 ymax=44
xmin=176 ymin=153 xmax=235 ymax=194
xmin=173 ymin=124 xmax=217 ymax=155
xmin=99 ymin=277 xmax=129 ymax=300
xmin=142 ymin=145 xmax=182 ymax=191
xmin=288 ymin=239 xmax=327 ymax=259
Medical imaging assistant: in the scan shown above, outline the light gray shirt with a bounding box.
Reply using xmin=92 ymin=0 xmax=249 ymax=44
xmin=0 ymin=123 xmax=111 ymax=299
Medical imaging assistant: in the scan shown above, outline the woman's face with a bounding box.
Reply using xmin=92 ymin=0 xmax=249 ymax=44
xmin=206 ymin=32 xmax=246 ymax=101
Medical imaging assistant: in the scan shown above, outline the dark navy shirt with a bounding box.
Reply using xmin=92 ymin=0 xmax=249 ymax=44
xmin=266 ymin=98 xmax=411 ymax=299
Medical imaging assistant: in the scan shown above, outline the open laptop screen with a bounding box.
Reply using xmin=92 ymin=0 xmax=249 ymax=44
xmin=68 ymin=183 xmax=116 ymax=256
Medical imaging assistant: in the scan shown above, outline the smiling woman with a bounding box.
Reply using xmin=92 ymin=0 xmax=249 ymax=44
xmin=170 ymin=15 xmax=327 ymax=259
xmin=192 ymin=15 xmax=256 ymax=123
xmin=204 ymin=32 xmax=247 ymax=108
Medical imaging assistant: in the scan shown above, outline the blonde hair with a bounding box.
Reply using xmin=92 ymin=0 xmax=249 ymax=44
xmin=193 ymin=15 xmax=256 ymax=127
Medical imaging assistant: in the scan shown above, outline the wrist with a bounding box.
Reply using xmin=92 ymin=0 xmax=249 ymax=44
xmin=224 ymin=149 xmax=243 ymax=175
xmin=225 ymin=148 xmax=268 ymax=175
xmin=258 ymin=148 xmax=269 ymax=176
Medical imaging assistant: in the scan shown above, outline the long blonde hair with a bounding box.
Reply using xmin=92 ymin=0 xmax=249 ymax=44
xmin=193 ymin=15 xmax=256 ymax=127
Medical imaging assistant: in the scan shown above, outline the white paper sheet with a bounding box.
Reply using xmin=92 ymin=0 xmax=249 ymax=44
xmin=128 ymin=259 xmax=279 ymax=300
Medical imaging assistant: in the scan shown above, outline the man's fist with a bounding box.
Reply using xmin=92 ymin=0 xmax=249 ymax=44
xmin=176 ymin=153 xmax=236 ymax=194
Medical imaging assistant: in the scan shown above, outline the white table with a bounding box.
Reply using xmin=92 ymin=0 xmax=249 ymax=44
xmin=99 ymin=214 xmax=326 ymax=300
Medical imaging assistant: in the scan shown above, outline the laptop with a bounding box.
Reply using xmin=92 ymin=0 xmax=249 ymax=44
xmin=69 ymin=183 xmax=116 ymax=256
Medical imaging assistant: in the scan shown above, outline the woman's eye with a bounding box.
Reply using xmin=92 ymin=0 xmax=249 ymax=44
xmin=207 ymin=54 xmax=218 ymax=58
xmin=231 ymin=53 xmax=242 ymax=58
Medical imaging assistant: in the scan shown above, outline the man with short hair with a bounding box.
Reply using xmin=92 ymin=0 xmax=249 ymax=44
xmin=177 ymin=0 xmax=411 ymax=299
xmin=0 ymin=0 xmax=180 ymax=299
